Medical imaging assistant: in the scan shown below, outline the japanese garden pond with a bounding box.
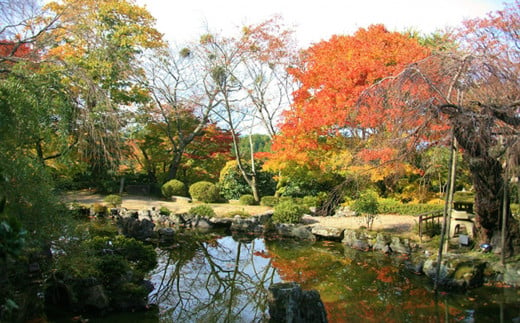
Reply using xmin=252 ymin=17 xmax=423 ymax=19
xmin=89 ymin=233 xmax=519 ymax=322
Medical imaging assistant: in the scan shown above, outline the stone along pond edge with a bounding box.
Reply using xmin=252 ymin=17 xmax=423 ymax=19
xmin=113 ymin=206 xmax=520 ymax=291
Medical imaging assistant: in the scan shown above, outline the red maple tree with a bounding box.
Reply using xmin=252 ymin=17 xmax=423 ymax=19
xmin=267 ymin=25 xmax=432 ymax=184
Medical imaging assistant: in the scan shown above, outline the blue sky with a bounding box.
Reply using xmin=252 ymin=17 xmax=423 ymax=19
xmin=137 ymin=0 xmax=506 ymax=47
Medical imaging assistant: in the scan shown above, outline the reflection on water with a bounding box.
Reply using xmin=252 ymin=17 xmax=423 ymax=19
xmin=92 ymin=235 xmax=520 ymax=322
xmin=149 ymin=235 xmax=280 ymax=322
xmin=265 ymin=239 xmax=520 ymax=322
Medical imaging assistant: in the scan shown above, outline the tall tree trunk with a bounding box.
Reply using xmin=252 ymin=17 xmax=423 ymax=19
xmin=439 ymin=104 xmax=519 ymax=256
xmin=140 ymin=147 xmax=157 ymax=184
xmin=447 ymin=109 xmax=518 ymax=256
xmin=435 ymin=134 xmax=457 ymax=291
xmin=167 ymin=150 xmax=183 ymax=181
xmin=467 ymin=153 xmax=513 ymax=252
xmin=249 ymin=133 xmax=260 ymax=202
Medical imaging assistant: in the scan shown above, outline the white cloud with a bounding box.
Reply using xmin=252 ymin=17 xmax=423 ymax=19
xmin=137 ymin=0 xmax=505 ymax=47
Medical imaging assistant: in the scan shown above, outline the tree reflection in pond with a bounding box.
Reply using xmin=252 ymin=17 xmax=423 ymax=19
xmin=149 ymin=235 xmax=280 ymax=322
xmin=93 ymin=235 xmax=519 ymax=322
xmin=265 ymin=239 xmax=520 ymax=322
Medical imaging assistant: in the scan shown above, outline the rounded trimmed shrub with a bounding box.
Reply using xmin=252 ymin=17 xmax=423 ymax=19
xmin=239 ymin=194 xmax=256 ymax=205
xmin=159 ymin=206 xmax=171 ymax=216
xmin=103 ymin=194 xmax=122 ymax=208
xmin=188 ymin=204 xmax=216 ymax=217
xmin=189 ymin=181 xmax=220 ymax=203
xmin=272 ymin=200 xmax=308 ymax=224
xmin=161 ymin=179 xmax=187 ymax=198
xmin=260 ymin=196 xmax=279 ymax=207
xmin=218 ymin=159 xmax=276 ymax=200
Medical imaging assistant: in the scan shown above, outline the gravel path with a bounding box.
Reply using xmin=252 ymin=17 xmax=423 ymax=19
xmin=303 ymin=214 xmax=418 ymax=234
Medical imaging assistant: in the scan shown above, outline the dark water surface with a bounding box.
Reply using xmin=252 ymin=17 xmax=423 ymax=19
xmin=88 ymin=235 xmax=520 ymax=322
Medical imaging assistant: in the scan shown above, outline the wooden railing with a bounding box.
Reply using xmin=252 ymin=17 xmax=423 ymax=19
xmin=417 ymin=210 xmax=444 ymax=242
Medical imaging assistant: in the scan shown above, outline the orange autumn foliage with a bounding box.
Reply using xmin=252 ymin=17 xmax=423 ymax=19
xmin=267 ymin=25 xmax=431 ymax=174
xmin=0 ymin=41 xmax=37 ymax=60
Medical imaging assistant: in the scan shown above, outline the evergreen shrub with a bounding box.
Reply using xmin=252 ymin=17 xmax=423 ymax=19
xmin=188 ymin=204 xmax=216 ymax=218
xmin=159 ymin=206 xmax=171 ymax=216
xmin=92 ymin=203 xmax=107 ymax=217
xmin=161 ymin=179 xmax=187 ymax=198
xmin=189 ymin=181 xmax=220 ymax=203
xmin=222 ymin=210 xmax=251 ymax=218
xmin=272 ymin=200 xmax=308 ymax=224
xmin=377 ymin=198 xmax=443 ymax=215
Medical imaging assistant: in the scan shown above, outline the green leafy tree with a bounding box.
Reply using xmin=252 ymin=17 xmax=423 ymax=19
xmin=130 ymin=116 xmax=233 ymax=185
xmin=351 ymin=190 xmax=380 ymax=230
xmin=0 ymin=0 xmax=163 ymax=318
xmin=43 ymin=0 xmax=164 ymax=184
xmin=236 ymin=134 xmax=272 ymax=159
xmin=218 ymin=160 xmax=276 ymax=200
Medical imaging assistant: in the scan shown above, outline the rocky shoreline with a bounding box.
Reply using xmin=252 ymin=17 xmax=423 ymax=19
xmin=106 ymin=206 xmax=520 ymax=291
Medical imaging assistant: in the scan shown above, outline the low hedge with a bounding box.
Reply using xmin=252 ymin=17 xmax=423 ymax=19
xmin=377 ymin=198 xmax=443 ymax=215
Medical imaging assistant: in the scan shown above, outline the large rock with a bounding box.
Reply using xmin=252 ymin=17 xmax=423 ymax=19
xmin=118 ymin=217 xmax=156 ymax=241
xmin=311 ymin=226 xmax=344 ymax=241
xmin=209 ymin=216 xmax=233 ymax=228
xmin=157 ymin=227 xmax=175 ymax=244
xmin=170 ymin=213 xmax=187 ymax=226
xmin=45 ymin=280 xmax=74 ymax=311
xmin=389 ymin=236 xmax=412 ymax=255
xmin=372 ymin=233 xmax=391 ymax=252
xmin=342 ymin=229 xmax=370 ymax=251
xmin=274 ymin=224 xmax=316 ymax=241
xmin=192 ymin=217 xmax=214 ymax=231
xmin=404 ymin=253 xmax=428 ymax=274
xmin=423 ymin=254 xmax=487 ymax=290
xmin=231 ymin=216 xmax=264 ymax=233
xmin=267 ymin=282 xmax=327 ymax=323
xmin=256 ymin=211 xmax=274 ymax=223
xmin=502 ymin=263 xmax=520 ymax=287
xmin=45 ymin=278 xmax=110 ymax=314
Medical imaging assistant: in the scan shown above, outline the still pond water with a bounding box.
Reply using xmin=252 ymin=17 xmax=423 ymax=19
xmin=92 ymin=234 xmax=520 ymax=322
